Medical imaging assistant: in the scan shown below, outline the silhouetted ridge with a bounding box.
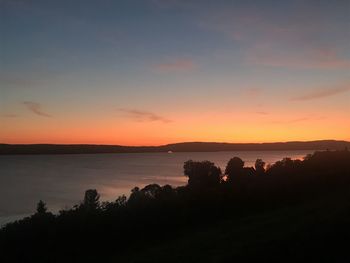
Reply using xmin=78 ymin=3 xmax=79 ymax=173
xmin=0 ymin=140 xmax=349 ymax=154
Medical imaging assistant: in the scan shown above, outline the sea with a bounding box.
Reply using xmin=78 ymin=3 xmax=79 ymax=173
xmin=0 ymin=150 xmax=313 ymax=225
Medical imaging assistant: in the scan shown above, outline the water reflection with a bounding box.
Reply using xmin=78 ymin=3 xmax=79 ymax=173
xmin=0 ymin=150 xmax=312 ymax=223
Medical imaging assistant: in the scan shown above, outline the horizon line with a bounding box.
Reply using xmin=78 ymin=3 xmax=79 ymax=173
xmin=1 ymin=139 xmax=349 ymax=148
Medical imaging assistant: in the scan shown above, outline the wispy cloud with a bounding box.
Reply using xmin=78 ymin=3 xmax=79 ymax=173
xmin=241 ymin=87 xmax=262 ymax=98
xmin=255 ymin=111 xmax=269 ymax=115
xmin=22 ymin=101 xmax=52 ymax=117
xmin=0 ymin=74 xmax=43 ymax=88
xmin=247 ymin=47 xmax=350 ymax=70
xmin=1 ymin=113 xmax=18 ymax=118
xmin=270 ymin=116 xmax=326 ymax=124
xmin=194 ymin=3 xmax=350 ymax=70
xmin=118 ymin=108 xmax=172 ymax=123
xmin=152 ymin=59 xmax=196 ymax=73
xmin=271 ymin=117 xmax=309 ymax=124
xmin=291 ymin=83 xmax=350 ymax=101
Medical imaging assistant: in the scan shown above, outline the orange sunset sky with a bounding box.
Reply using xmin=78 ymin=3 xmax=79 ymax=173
xmin=1 ymin=1 xmax=350 ymax=145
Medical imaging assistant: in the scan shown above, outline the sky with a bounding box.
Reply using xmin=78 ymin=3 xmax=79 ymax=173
xmin=1 ymin=0 xmax=350 ymax=145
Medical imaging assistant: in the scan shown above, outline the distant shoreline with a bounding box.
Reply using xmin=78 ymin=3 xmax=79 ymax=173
xmin=1 ymin=140 xmax=349 ymax=155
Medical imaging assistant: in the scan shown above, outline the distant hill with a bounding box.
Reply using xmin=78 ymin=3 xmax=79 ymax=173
xmin=0 ymin=140 xmax=349 ymax=155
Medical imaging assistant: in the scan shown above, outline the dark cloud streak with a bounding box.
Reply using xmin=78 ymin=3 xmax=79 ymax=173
xmin=1 ymin=113 xmax=18 ymax=118
xmin=23 ymin=101 xmax=52 ymax=118
xmin=291 ymin=84 xmax=350 ymax=101
xmin=118 ymin=108 xmax=172 ymax=123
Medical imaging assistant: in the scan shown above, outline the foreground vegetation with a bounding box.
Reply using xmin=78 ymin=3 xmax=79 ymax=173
xmin=1 ymin=150 xmax=350 ymax=262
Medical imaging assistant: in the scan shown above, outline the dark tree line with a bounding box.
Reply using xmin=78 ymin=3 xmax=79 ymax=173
xmin=1 ymin=149 xmax=350 ymax=262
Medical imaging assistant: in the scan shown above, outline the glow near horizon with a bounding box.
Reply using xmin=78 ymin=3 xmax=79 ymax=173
xmin=1 ymin=0 xmax=350 ymax=145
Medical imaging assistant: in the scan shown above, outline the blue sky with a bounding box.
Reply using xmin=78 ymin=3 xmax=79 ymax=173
xmin=1 ymin=0 xmax=350 ymax=144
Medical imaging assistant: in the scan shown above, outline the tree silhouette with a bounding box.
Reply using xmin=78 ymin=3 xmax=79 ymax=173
xmin=36 ymin=200 xmax=48 ymax=214
xmin=128 ymin=187 xmax=142 ymax=205
xmin=82 ymin=189 xmax=100 ymax=210
xmin=184 ymin=160 xmax=222 ymax=188
xmin=255 ymin=159 xmax=266 ymax=175
xmin=142 ymin=184 xmax=162 ymax=199
xmin=225 ymin=157 xmax=245 ymax=183
xmin=115 ymin=195 xmax=127 ymax=207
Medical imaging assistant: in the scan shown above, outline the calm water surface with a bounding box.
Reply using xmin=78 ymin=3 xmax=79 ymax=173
xmin=0 ymin=150 xmax=313 ymax=225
